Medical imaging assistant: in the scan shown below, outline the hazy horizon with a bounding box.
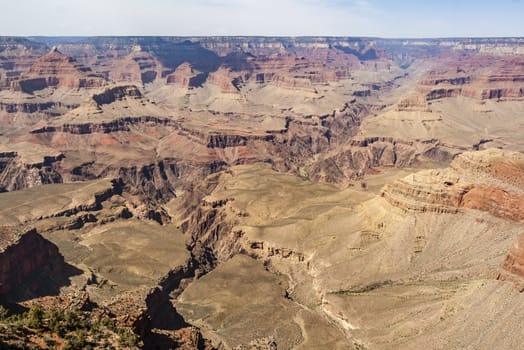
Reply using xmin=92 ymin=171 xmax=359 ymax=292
xmin=19 ymin=35 xmax=524 ymax=39
xmin=1 ymin=0 xmax=523 ymax=38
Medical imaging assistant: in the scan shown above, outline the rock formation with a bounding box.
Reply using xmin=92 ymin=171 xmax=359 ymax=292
xmin=109 ymin=47 xmax=164 ymax=85
xmin=166 ymin=62 xmax=199 ymax=88
xmin=13 ymin=47 xmax=106 ymax=93
xmin=0 ymin=227 xmax=72 ymax=302
xmin=207 ymin=66 xmax=243 ymax=93
xmin=503 ymin=233 xmax=524 ymax=279
xmin=413 ymin=53 xmax=524 ymax=101
xmin=382 ymin=149 xmax=524 ymax=220
xmin=0 ymin=36 xmax=524 ymax=349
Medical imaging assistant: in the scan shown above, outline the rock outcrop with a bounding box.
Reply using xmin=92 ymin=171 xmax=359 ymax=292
xmin=382 ymin=149 xmax=524 ymax=219
xmin=0 ymin=227 xmax=73 ymax=302
xmin=396 ymin=94 xmax=431 ymax=112
xmin=503 ymin=233 xmax=524 ymax=276
xmin=207 ymin=66 xmax=243 ymax=93
xmin=108 ymin=47 xmax=164 ymax=85
xmin=91 ymin=84 xmax=143 ymax=106
xmin=13 ymin=47 xmax=106 ymax=93
xmin=0 ymin=101 xmax=79 ymax=116
xmin=0 ymin=151 xmax=64 ymax=191
xmin=166 ymin=62 xmax=201 ymax=88
xmin=414 ymin=54 xmax=524 ymax=101
xmin=1 ymin=35 xmax=524 ymax=349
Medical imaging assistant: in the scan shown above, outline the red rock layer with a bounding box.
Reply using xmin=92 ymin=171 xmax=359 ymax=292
xmin=207 ymin=66 xmax=243 ymax=93
xmin=0 ymin=227 xmax=67 ymax=301
xmin=460 ymin=185 xmax=524 ymax=221
xmin=13 ymin=47 xmax=106 ymax=93
xmin=382 ymin=149 xmax=524 ymax=220
xmin=415 ymin=54 xmax=524 ymax=101
xmin=166 ymin=62 xmax=196 ymax=87
xmin=109 ymin=48 xmax=163 ymax=84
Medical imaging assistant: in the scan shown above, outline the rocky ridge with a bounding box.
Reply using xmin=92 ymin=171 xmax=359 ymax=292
xmin=381 ymin=149 xmax=524 ymax=220
xmin=13 ymin=47 xmax=106 ymax=93
xmin=1 ymin=36 xmax=524 ymax=349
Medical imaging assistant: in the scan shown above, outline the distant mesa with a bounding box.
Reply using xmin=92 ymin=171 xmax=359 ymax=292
xmin=109 ymin=49 xmax=162 ymax=85
xmin=12 ymin=47 xmax=106 ymax=93
xmin=166 ymin=62 xmax=203 ymax=88
xmin=207 ymin=66 xmax=244 ymax=93
xmin=91 ymin=85 xmax=143 ymax=107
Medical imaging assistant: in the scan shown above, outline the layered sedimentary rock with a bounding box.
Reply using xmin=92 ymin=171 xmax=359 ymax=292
xmin=0 ymin=151 xmax=64 ymax=191
xmin=310 ymin=137 xmax=429 ymax=184
xmin=1 ymin=36 xmax=524 ymax=349
xmin=0 ymin=177 xmax=217 ymax=347
xmin=13 ymin=47 xmax=105 ymax=93
xmin=414 ymin=53 xmax=524 ymax=101
xmin=0 ymin=100 xmax=79 ymax=115
xmin=382 ymin=149 xmax=524 ymax=220
xmin=0 ymin=38 xmax=46 ymax=91
xmin=108 ymin=46 xmax=164 ymax=84
xmin=173 ymin=158 xmax=524 ymax=349
xmin=91 ymin=84 xmax=143 ymax=106
xmin=166 ymin=62 xmax=199 ymax=87
xmin=207 ymin=66 xmax=243 ymax=93
xmin=396 ymin=94 xmax=431 ymax=112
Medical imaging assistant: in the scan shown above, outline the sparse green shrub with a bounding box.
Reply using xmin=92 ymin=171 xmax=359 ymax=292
xmin=101 ymin=316 xmax=116 ymax=331
xmin=63 ymin=329 xmax=88 ymax=350
xmin=64 ymin=311 xmax=81 ymax=330
xmin=46 ymin=308 xmax=66 ymax=336
xmin=0 ymin=305 xmax=143 ymax=349
xmin=117 ymin=328 xmax=141 ymax=348
xmin=26 ymin=305 xmax=44 ymax=329
xmin=0 ymin=305 xmax=8 ymax=320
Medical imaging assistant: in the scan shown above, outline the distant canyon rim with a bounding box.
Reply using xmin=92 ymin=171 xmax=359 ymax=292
xmin=0 ymin=36 xmax=524 ymax=349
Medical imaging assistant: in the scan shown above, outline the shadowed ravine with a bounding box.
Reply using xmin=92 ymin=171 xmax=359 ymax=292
xmin=1 ymin=36 xmax=524 ymax=349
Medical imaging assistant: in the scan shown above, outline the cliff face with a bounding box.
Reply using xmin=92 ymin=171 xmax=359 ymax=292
xmin=310 ymin=137 xmax=429 ymax=184
xmin=12 ymin=47 xmax=106 ymax=93
xmin=108 ymin=48 xmax=164 ymax=85
xmin=396 ymin=94 xmax=431 ymax=112
xmin=382 ymin=149 xmax=524 ymax=220
xmin=0 ymin=152 xmax=64 ymax=192
xmin=1 ymin=35 xmax=524 ymax=348
xmin=166 ymin=62 xmax=199 ymax=88
xmin=413 ymin=54 xmax=524 ymax=102
xmin=0 ymin=101 xmax=79 ymax=116
xmin=0 ymin=38 xmax=45 ymax=92
xmin=0 ymin=227 xmax=73 ymax=302
xmin=91 ymin=84 xmax=142 ymax=106
xmin=207 ymin=66 xmax=243 ymax=93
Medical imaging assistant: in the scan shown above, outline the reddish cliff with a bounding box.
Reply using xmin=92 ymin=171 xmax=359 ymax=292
xmin=13 ymin=47 xmax=106 ymax=93
xmin=207 ymin=66 xmax=243 ymax=93
xmin=109 ymin=47 xmax=164 ymax=84
xmin=382 ymin=149 xmax=524 ymax=220
xmin=0 ymin=227 xmax=71 ymax=302
xmin=415 ymin=54 xmax=524 ymax=101
xmin=166 ymin=62 xmax=198 ymax=87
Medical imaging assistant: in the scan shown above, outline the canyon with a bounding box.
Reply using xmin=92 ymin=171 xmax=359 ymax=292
xmin=0 ymin=36 xmax=523 ymax=349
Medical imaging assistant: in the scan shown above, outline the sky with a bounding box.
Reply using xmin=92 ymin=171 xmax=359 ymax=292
xmin=1 ymin=0 xmax=523 ymax=38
